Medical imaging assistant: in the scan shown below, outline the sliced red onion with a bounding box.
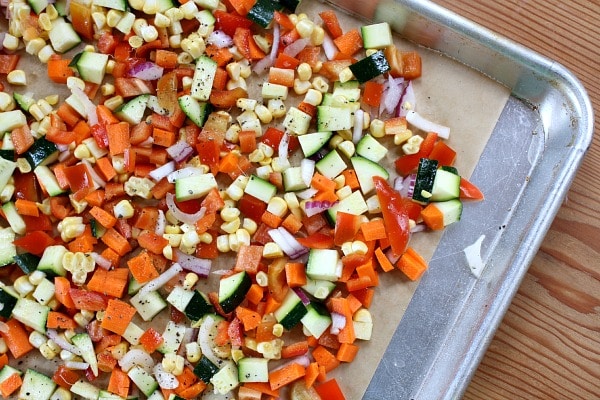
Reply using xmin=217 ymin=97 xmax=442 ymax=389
xmin=155 ymin=209 xmax=166 ymax=235
xmin=154 ymin=363 xmax=179 ymax=389
xmin=406 ymin=110 xmax=450 ymax=139
xmin=149 ymin=161 xmax=176 ymax=182
xmin=330 ymin=312 xmax=346 ymax=335
xmin=304 ymin=200 xmax=337 ymax=217
xmin=174 ymin=249 xmax=212 ymax=277
xmin=72 ymin=86 xmax=98 ymax=126
xmin=207 ymin=30 xmax=234 ymax=48
xmin=119 ymin=349 xmax=155 ymax=374
xmin=166 ymin=192 xmax=206 ymax=225
xmin=404 ymin=174 xmax=417 ymax=198
xmin=353 ymin=109 xmax=364 ymax=143
xmin=138 ymin=263 xmax=183 ymax=297
xmin=128 ymin=61 xmax=164 ymax=81
xmin=166 ymin=141 xmax=193 ymax=163
xmin=283 ymin=38 xmax=309 ymax=57
xmin=268 ymin=227 xmax=308 ymax=259
xmin=383 ymin=74 xmax=403 ymax=115
xmin=167 ymin=166 xmax=205 ymax=183
xmin=82 ymin=159 xmax=106 ymax=188
xmin=296 ymin=187 xmax=318 ymax=200
xmin=46 ymin=329 xmax=83 ymax=356
xmin=398 ymin=80 xmax=416 ymax=117
xmin=292 ymin=287 xmax=311 ymax=306
xmin=91 ymin=252 xmax=112 ymax=270
xmin=198 ymin=314 xmax=223 ymax=366
xmin=64 ymin=361 xmax=90 ymax=370
xmin=58 ymin=149 xmax=71 ymax=162
xmin=278 ymin=132 xmax=290 ymax=163
xmin=321 ymin=33 xmax=337 ymax=60
xmin=300 ymin=158 xmax=315 ymax=187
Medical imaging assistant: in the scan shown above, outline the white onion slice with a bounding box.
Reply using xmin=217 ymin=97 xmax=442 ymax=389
xmin=268 ymin=227 xmax=308 ymax=259
xmin=278 ymin=132 xmax=290 ymax=163
xmin=353 ymin=109 xmax=364 ymax=143
xmin=119 ymin=349 xmax=155 ymax=374
xmin=166 ymin=192 xmax=206 ymax=225
xmin=91 ymin=252 xmax=112 ymax=270
xmin=406 ymin=110 xmax=451 ymax=139
xmin=321 ymin=32 xmax=337 ymax=60
xmin=175 ymin=249 xmax=212 ymax=277
xmin=207 ymin=30 xmax=233 ymax=48
xmin=0 ymin=321 xmax=7 ymax=334
xmin=71 ymin=86 xmax=98 ymax=126
xmin=46 ymin=329 xmax=83 ymax=356
xmin=65 ymin=361 xmax=90 ymax=370
xmin=198 ymin=314 xmax=223 ymax=366
xmin=138 ymin=263 xmax=183 ymax=297
xmin=383 ymin=75 xmax=403 ymax=115
xmin=149 ymin=161 xmax=176 ymax=182
xmin=330 ymin=312 xmax=346 ymax=335
xmin=167 ymin=166 xmax=205 ymax=183
xmin=154 ymin=363 xmax=180 ymax=389
xmin=155 ymin=209 xmax=166 ymax=236
xmin=253 ymin=23 xmax=280 ymax=74
xmin=399 ymin=80 xmax=416 ymax=117
xmin=300 ymin=158 xmax=315 ymax=187
xmin=283 ymin=38 xmax=309 ymax=57
xmin=296 ymin=187 xmax=318 ymax=200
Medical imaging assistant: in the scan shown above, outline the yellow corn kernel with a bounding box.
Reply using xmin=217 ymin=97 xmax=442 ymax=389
xmin=221 ymin=218 xmax=241 ymax=234
xmin=394 ymin=130 xmax=413 ymax=146
xmin=370 ymin=118 xmax=385 ymax=138
xmin=311 ymin=76 xmax=329 ymax=93
xmin=228 ymin=232 xmax=240 ymax=252
xmin=267 ymin=99 xmax=286 ymax=118
xmin=335 ymin=185 xmax=353 ymax=201
xmin=293 ymin=78 xmax=311 ymax=95
xmin=91 ymin=12 xmax=106 ymax=29
xmin=128 ymin=35 xmax=144 ymax=49
xmin=1 ymin=34 xmax=19 ymax=51
xmin=132 ymin=18 xmax=149 ymax=36
xmin=106 ymin=9 xmax=123 ymax=27
xmin=38 ymin=13 xmax=52 ymax=31
xmin=221 ymin=207 xmax=241 ymax=222
xmin=104 ymin=95 xmax=124 ymax=111
xmin=337 ymin=140 xmax=355 ymax=158
xmin=297 ymin=62 xmax=312 ymax=81
xmin=266 ymin=197 xmax=288 ymax=218
xmin=310 ymin=26 xmax=325 ymax=46
xmin=242 ymin=218 xmax=257 ymax=235
xmin=225 ymin=184 xmax=244 ymax=201
xmin=180 ymin=1 xmax=198 ymax=19
xmin=263 ymin=242 xmax=283 ymax=258
xmin=185 ymin=342 xmax=201 ymax=363
xmin=255 ymin=271 xmax=268 ymax=287
xmin=7 ymin=70 xmax=26 ymax=85
xmin=101 ymin=83 xmax=116 ymax=97
xmin=216 ymin=235 xmax=230 ymax=252
xmin=154 ymin=12 xmax=171 ymax=28
xmin=140 ymin=25 xmax=159 ymax=42
xmin=183 ymin=272 xmax=199 ymax=290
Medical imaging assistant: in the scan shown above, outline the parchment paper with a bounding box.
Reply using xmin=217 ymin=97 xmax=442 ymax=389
xmin=3 ymin=0 xmax=510 ymax=397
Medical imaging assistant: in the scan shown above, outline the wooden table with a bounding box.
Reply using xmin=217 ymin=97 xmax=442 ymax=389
xmin=433 ymin=1 xmax=600 ymax=398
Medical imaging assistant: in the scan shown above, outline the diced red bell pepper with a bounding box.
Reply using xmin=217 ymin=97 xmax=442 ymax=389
xmin=373 ymin=176 xmax=410 ymax=256
xmin=13 ymin=231 xmax=57 ymax=255
xmin=213 ymin=10 xmax=253 ymax=37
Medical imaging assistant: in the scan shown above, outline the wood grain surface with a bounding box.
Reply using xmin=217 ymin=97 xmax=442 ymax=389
xmin=433 ymin=1 xmax=600 ymax=399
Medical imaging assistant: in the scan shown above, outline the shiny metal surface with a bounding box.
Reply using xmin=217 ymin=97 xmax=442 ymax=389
xmin=324 ymin=0 xmax=594 ymax=398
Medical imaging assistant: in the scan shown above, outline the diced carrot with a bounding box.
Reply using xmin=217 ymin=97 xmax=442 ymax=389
xmin=274 ymin=52 xmax=301 ymax=69
xmin=333 ymin=29 xmax=363 ymax=57
xmin=312 ymin=345 xmax=340 ymax=373
xmin=305 ymin=362 xmax=320 ymax=388
xmin=106 ymin=122 xmax=131 ymax=156
xmin=96 ymin=157 xmax=117 ymax=181
xmin=101 ymin=298 xmax=137 ymax=335
xmin=218 ymin=152 xmax=239 ymax=174
xmin=54 ymin=276 xmax=76 ymax=309
xmin=150 ymin=177 xmax=175 ymax=199
xmin=228 ymin=0 xmax=255 ymax=15
xmin=238 ymin=386 xmax=262 ymax=400
xmin=281 ymin=213 xmax=303 ymax=234
xmin=268 ymin=362 xmax=306 ymax=390
xmin=0 ymin=354 xmax=8 ymax=370
xmin=137 ymin=231 xmax=169 ymax=255
xmin=48 ymin=57 xmax=75 ymax=83
xmin=129 ymin=120 xmax=153 ymax=145
xmin=153 ymin=127 xmax=177 ymax=147
xmin=234 ymin=244 xmax=264 ymax=274
xmin=86 ymin=268 xmax=129 ymax=298
xmin=345 ymin=293 xmax=363 ymax=314
xmin=0 ymin=373 xmax=22 ymax=398
xmin=56 ymin=103 xmax=81 ymax=127
xmin=245 ymin=283 xmax=264 ymax=305
xmin=155 ymin=49 xmax=178 ymax=68
xmin=235 ymin=306 xmax=262 ymax=331
xmin=375 ymin=247 xmax=395 ymax=272
xmin=212 ymin=67 xmax=228 ymax=90
xmin=261 ymin=211 xmax=282 ymax=228
xmin=362 ymin=81 xmax=384 ymax=107
xmin=345 ymin=275 xmax=372 ymax=292
xmin=341 ymin=169 xmax=360 ymax=190
xmin=101 ymin=228 xmax=132 ymax=256
xmin=336 ymin=342 xmax=359 ymax=363
xmin=284 ymin=262 xmax=307 ymax=288
xmin=315 ymin=378 xmax=346 ymax=400
xmin=46 ymin=311 xmax=78 ymax=330
xmin=420 ymin=202 xmax=445 ymax=230
xmin=133 ymin=207 xmax=159 ymax=231
xmin=242 ymin=382 xmax=280 ymax=398
xmin=108 ymin=368 xmax=130 ymax=399
xmin=105 ymin=182 xmax=125 ymax=201
xmin=397 ymin=247 xmax=428 ymax=281
xmin=281 ymin=340 xmax=309 ymax=359
xmin=14 ymin=198 xmax=39 ymax=217
xmin=100 ymin=247 xmax=121 ymax=268
xmin=360 ymin=219 xmax=387 ymax=242
xmin=90 ymin=205 xmax=117 ymax=229
xmin=127 ymin=250 xmax=159 ymax=283
xmin=0 ymin=319 xmax=34 ymax=359
xmin=268 ymin=67 xmax=295 ymax=87
xmin=328 ymin=297 xmax=355 ymax=343
xmin=311 ymin=173 xmax=336 ymax=192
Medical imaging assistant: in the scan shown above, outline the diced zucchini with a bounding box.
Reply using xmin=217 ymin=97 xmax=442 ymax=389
xmin=157 ymin=321 xmax=187 ymax=354
xmin=356 ymin=133 xmax=388 ymax=162
xmin=24 ymin=137 xmax=58 ymax=169
xmin=13 ymin=253 xmax=40 ymax=274
xmin=130 ymin=290 xmax=167 ymax=321
xmin=166 ymin=286 xmax=195 ymax=313
xmin=0 ymin=287 xmax=18 ymax=318
xmin=178 ymin=95 xmax=212 ymax=127
xmin=349 ymin=51 xmax=391 ymax=83
xmin=11 ymin=297 xmax=50 ymax=333
xmin=34 ymin=165 xmax=65 ymax=196
xmin=37 ymin=245 xmax=68 ymax=277
xmin=193 ymin=355 xmax=220 ymax=384
xmin=238 ymin=357 xmax=269 ymax=383
xmin=128 ymin=366 xmax=158 ymax=397
xmin=174 ymin=173 xmax=218 ymax=201
xmin=326 ymin=190 xmax=368 ymax=223
xmin=273 ymin=289 xmax=307 ymax=330
xmin=115 ymin=94 xmax=150 ymax=125
xmin=218 ymin=271 xmax=251 ymax=314
xmin=48 ymin=17 xmax=81 ymax=53
xmin=92 ymin=0 xmax=127 ymax=11
xmin=350 ymin=156 xmax=389 ymax=195
xmin=72 ymin=333 xmax=99 ymax=376
xmin=71 ymin=379 xmax=101 ymax=399
xmin=301 ymin=302 xmax=332 ymax=339
xmin=0 ymin=157 xmax=16 ymax=195
xmin=282 ymin=106 xmax=312 ymax=135
xmin=315 ymin=150 xmax=347 ymax=180
xmin=0 ymin=110 xmax=27 ymax=133
xmin=361 ymin=22 xmax=393 ymax=49
xmin=27 ymin=0 xmax=48 ymax=14
xmin=412 ymin=158 xmax=439 ymax=204
xmin=247 ymin=0 xmax=283 ymax=27
xmin=210 ymin=361 xmax=239 ymax=395
xmin=282 ymin=166 xmax=309 ymax=192
xmin=32 ymin=278 xmax=55 ymax=305
xmin=18 ymin=369 xmax=56 ymax=400
xmin=244 ymin=175 xmax=277 ymax=203
xmin=191 ymin=56 xmax=218 ymax=101
xmin=70 ymin=51 xmax=109 ymax=84
xmin=0 ymin=228 xmax=16 ymax=267
xmin=298 ymin=131 xmax=332 ymax=157
xmin=302 ymin=277 xmax=336 ymax=300
xmin=13 ymin=92 xmax=35 ymax=113
xmin=306 ymin=248 xmax=341 ymax=282
xmin=430 ymin=168 xmax=461 ymax=201
xmin=1 ymin=201 xmax=25 ymax=235
xmin=316 ymin=106 xmax=353 ymax=132
xmin=184 ymin=290 xmax=214 ymax=321
xmin=332 ymin=80 xmax=361 ymax=102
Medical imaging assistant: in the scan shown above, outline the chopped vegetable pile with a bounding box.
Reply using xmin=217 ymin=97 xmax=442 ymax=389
xmin=0 ymin=0 xmax=485 ymax=399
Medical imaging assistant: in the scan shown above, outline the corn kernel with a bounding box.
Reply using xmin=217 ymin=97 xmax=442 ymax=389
xmin=106 ymin=9 xmax=123 ymax=27
xmin=236 ymin=229 xmax=251 ymax=247
xmin=242 ymin=218 xmax=257 ymax=235
xmin=293 ymin=78 xmax=311 ymax=95
xmin=179 ymin=0 xmax=198 ymax=19
xmin=255 ymin=271 xmax=268 ymax=287
xmin=221 ymin=218 xmax=241 ymax=234
xmin=185 ymin=342 xmax=201 ymax=363
xmin=312 ymin=76 xmax=329 ymax=93
xmin=7 ymin=70 xmax=26 ymax=85
xmin=221 ymin=207 xmax=241 ymax=222
xmin=310 ymin=26 xmax=325 ymax=46
xmin=263 ymin=242 xmax=283 ymax=258
xmin=0 ymin=93 xmax=13 ymax=112
xmin=199 ymin=232 xmax=213 ymax=244
xmin=267 ymin=99 xmax=286 ymax=118
xmin=333 ymin=175 xmax=346 ymax=190
xmin=92 ymin=12 xmax=106 ymax=29
xmin=128 ymin=35 xmax=144 ymax=49
xmin=297 ymin=62 xmax=312 ymax=81
xmin=104 ymin=95 xmax=124 ymax=111
xmin=394 ymin=130 xmax=413 ymax=146
xmin=336 ymin=185 xmax=353 ymax=200
xmin=370 ymin=119 xmax=385 ymax=138
xmin=303 ymin=88 xmax=322 ymax=106
xmin=154 ymin=12 xmax=171 ymax=28
xmin=228 ymin=232 xmax=240 ymax=252
xmin=236 ymin=97 xmax=257 ymax=111
xmin=351 ymin=240 xmax=368 ymax=255
xmin=337 ymin=140 xmax=355 ymax=158
xmin=216 ymin=235 xmax=230 ymax=252
xmin=267 ymin=197 xmax=288 ymax=218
